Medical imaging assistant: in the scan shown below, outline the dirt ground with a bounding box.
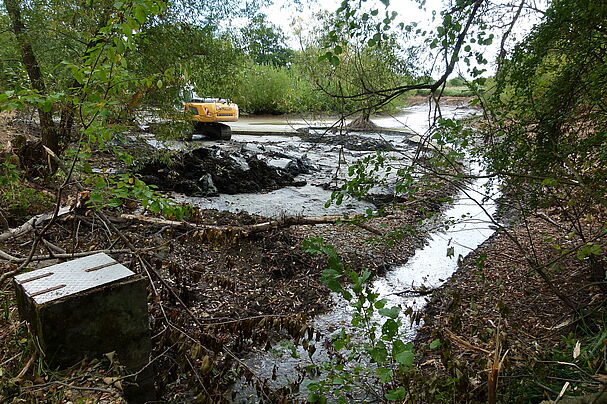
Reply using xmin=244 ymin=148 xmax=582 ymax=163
xmin=415 ymin=213 xmax=607 ymax=403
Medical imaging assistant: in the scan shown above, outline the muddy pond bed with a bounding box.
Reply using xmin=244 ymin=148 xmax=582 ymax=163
xmin=132 ymin=103 xmax=495 ymax=401
xmin=0 ymin=102 xmax=490 ymax=403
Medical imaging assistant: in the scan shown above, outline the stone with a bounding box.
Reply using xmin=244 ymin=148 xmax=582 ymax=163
xmin=13 ymin=253 xmax=154 ymax=403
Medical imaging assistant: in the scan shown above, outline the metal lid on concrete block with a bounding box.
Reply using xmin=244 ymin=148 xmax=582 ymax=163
xmin=14 ymin=253 xmax=135 ymax=305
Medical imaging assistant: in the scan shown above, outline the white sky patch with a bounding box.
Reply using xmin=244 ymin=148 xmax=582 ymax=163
xmin=250 ymin=0 xmax=547 ymax=78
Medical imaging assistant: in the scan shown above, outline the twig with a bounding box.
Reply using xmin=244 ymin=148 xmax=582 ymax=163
xmin=444 ymin=327 xmax=491 ymax=355
xmin=12 ymin=352 xmax=37 ymax=382
xmin=24 ymin=380 xmax=114 ymax=394
xmin=0 ymin=249 xmax=22 ymax=261
xmin=390 ymin=287 xmax=435 ymax=297
xmin=223 ymin=346 xmax=271 ymax=402
xmin=553 ymin=381 xmax=570 ymax=404
xmin=535 ymin=380 xmax=560 ymax=395
xmin=200 ymin=314 xmax=290 ymax=326
xmin=118 ymin=212 xmax=384 ymax=237
xmin=0 ymin=269 xmax=21 ymax=286
xmin=42 ymin=238 xmax=66 ymax=254
xmin=0 ymin=206 xmax=72 ymax=242
xmin=0 ymin=352 xmax=21 ymax=368
xmin=112 ymin=342 xmax=177 ymax=383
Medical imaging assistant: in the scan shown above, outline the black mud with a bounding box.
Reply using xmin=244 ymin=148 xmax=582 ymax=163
xmin=135 ymin=146 xmax=313 ymax=196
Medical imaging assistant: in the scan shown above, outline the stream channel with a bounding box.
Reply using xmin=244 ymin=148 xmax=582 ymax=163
xmin=145 ymin=102 xmax=498 ymax=402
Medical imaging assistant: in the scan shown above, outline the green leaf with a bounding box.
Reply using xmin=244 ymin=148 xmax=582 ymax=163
xmin=149 ymin=200 xmax=161 ymax=214
xmin=376 ymin=367 xmax=393 ymax=383
xmin=392 ymin=339 xmax=414 ymax=366
xmin=446 ymin=246 xmax=455 ymax=258
xmin=308 ymin=392 xmax=325 ymax=403
xmin=321 ymin=268 xmax=342 ymax=293
xmin=395 ymin=349 xmax=414 ymax=366
xmin=374 ymin=299 xmax=387 ymax=309
xmin=429 ymin=339 xmax=441 ymax=349
xmin=369 ymin=341 xmax=388 ymax=363
xmin=41 ymin=100 xmax=53 ymax=113
xmin=541 ymin=178 xmax=558 ymax=187
xmin=378 ymin=306 xmax=400 ymax=319
xmin=381 ymin=318 xmax=399 ymax=339
xmin=385 ymin=386 xmax=406 ymax=401
xmin=133 ymin=5 xmax=147 ymax=24
xmin=90 ymin=191 xmax=103 ymax=204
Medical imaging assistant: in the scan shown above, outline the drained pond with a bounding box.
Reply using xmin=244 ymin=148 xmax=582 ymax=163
xmin=142 ymin=102 xmax=498 ymax=402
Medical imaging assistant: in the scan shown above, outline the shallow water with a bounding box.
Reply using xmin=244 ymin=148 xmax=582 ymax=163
xmin=218 ymin=104 xmax=499 ymax=402
xmin=158 ymin=103 xmax=477 ymax=219
xmin=235 ymin=171 xmax=498 ymax=402
xmin=143 ymin=103 xmax=493 ymax=402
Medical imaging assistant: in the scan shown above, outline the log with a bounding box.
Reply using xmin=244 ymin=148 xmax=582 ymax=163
xmin=0 ymin=206 xmax=72 ymax=242
xmin=118 ymin=213 xmax=384 ymax=236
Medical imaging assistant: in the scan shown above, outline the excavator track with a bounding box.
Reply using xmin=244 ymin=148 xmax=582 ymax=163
xmin=193 ymin=122 xmax=232 ymax=140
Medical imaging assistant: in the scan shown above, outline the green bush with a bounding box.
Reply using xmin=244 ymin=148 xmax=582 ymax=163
xmin=232 ymin=63 xmax=297 ymax=114
xmin=0 ymin=153 xmax=54 ymax=224
xmin=232 ymin=60 xmax=408 ymax=116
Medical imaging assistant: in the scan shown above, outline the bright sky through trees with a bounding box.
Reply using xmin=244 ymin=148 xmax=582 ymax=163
xmin=259 ymin=0 xmax=546 ymax=77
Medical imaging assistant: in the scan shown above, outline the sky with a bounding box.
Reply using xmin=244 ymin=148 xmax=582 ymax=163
xmin=256 ymin=0 xmax=546 ymax=78
xmin=261 ymin=0 xmax=442 ymax=50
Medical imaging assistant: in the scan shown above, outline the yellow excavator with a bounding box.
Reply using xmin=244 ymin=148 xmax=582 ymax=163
xmin=184 ymin=97 xmax=239 ymax=140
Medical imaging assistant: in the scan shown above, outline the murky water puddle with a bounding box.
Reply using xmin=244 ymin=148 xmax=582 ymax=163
xmin=142 ymin=104 xmax=475 ymax=219
xmin=234 ymin=171 xmax=498 ymax=402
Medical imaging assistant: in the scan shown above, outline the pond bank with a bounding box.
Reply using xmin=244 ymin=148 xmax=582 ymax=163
xmin=414 ymin=211 xmax=605 ymax=403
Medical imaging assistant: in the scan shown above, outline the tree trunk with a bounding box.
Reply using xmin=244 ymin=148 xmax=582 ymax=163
xmin=5 ymin=0 xmax=58 ymax=155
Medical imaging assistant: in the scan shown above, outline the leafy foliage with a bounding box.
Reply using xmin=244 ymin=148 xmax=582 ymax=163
xmin=239 ymin=14 xmax=295 ymax=67
xmin=303 ymin=237 xmax=416 ymax=403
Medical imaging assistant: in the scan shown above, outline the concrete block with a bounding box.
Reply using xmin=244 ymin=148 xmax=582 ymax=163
xmin=13 ymin=253 xmax=155 ymax=403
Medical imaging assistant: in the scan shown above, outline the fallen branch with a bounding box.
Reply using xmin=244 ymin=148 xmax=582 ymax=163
xmin=391 ymin=287 xmax=436 ymax=297
xmin=0 ymin=248 xmax=21 ymax=261
xmin=118 ymin=213 xmax=384 ymax=236
xmin=0 ymin=206 xmax=72 ymax=242
xmin=443 ymin=327 xmax=492 ymax=355
xmin=42 ymin=238 xmax=66 ymax=254
xmin=23 ymin=380 xmax=114 ymax=394
xmin=12 ymin=352 xmax=37 ymax=382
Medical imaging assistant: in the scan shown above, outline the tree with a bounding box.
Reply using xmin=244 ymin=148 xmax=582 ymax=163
xmin=1 ymin=0 xmax=263 ymax=163
xmin=294 ymin=10 xmax=413 ymax=119
xmin=4 ymin=0 xmax=60 ymax=154
xmin=239 ymin=14 xmax=295 ymax=66
xmin=485 ymin=0 xmax=607 ymax=290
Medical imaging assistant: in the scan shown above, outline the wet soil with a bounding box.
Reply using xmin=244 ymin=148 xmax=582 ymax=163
xmin=6 ymin=101 xmax=600 ymax=403
xmin=414 ymin=212 xmax=606 ymax=403
xmin=298 ymin=131 xmax=395 ymax=151
xmin=135 ymin=146 xmax=312 ymax=196
xmin=0 ymin=181 xmax=455 ymax=402
xmin=0 ymin=106 xmax=462 ymax=402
